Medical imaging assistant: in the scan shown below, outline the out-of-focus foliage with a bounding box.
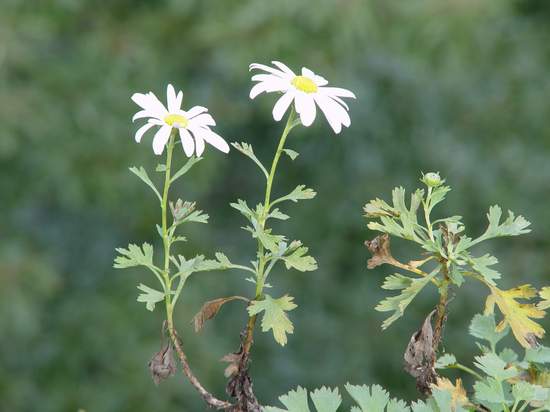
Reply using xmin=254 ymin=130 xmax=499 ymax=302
xmin=2 ymin=0 xmax=550 ymax=411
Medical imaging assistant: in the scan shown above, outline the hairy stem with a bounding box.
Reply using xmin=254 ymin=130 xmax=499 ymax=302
xmin=241 ymin=108 xmax=297 ymax=359
xmin=161 ymin=132 xmax=231 ymax=410
xmin=432 ymin=273 xmax=450 ymax=359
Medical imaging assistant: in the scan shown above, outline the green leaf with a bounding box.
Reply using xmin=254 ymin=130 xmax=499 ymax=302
xmin=114 ymin=242 xmax=154 ymax=269
xmin=272 ymin=185 xmax=317 ymax=206
xmin=525 ymin=345 xmax=550 ymax=364
xmin=310 ymin=387 xmax=341 ymax=412
xmin=230 ymin=199 xmax=256 ymax=221
xmin=469 ymin=254 xmax=500 ymax=284
xmin=170 ymin=156 xmax=202 ymax=183
xmin=231 ymin=142 xmax=269 ymax=179
xmin=365 ymin=187 xmax=424 ymax=242
xmin=247 ymin=294 xmax=297 ymax=346
xmin=155 ymin=163 xmax=166 ymax=172
xmin=483 ymin=205 xmax=531 ymax=238
xmin=499 ymin=348 xmax=518 ymax=363
xmin=283 ymin=148 xmax=299 ymax=161
xmin=136 ymin=283 xmax=164 ymax=311
xmin=345 ymin=383 xmax=389 ymax=412
xmin=435 ymin=353 xmax=456 ymax=369
xmin=469 ymin=313 xmax=509 ymax=350
xmin=268 ymin=208 xmax=290 ymax=221
xmin=282 ymin=241 xmax=318 ymax=272
xmin=426 ymin=185 xmax=451 ymax=214
xmin=474 ymin=353 xmax=520 ymax=381
xmin=264 ymin=386 xmax=310 ymax=412
xmin=170 ymin=199 xmax=209 ymax=224
xmin=129 ymin=166 xmax=162 ymax=202
xmin=512 ymin=381 xmax=549 ymax=403
xmin=474 ymin=377 xmax=507 ymax=404
xmin=375 ymin=270 xmax=437 ymax=329
xmin=386 ymin=399 xmax=410 ymax=412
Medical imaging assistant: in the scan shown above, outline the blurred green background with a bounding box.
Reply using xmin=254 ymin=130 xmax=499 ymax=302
xmin=2 ymin=0 xmax=550 ymax=410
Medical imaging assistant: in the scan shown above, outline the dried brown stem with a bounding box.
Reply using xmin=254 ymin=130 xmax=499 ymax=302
xmin=167 ymin=320 xmax=233 ymax=410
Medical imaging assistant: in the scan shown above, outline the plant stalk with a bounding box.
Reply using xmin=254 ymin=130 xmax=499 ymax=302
xmin=161 ymin=132 xmax=231 ymax=410
xmin=241 ymin=108 xmax=297 ymax=358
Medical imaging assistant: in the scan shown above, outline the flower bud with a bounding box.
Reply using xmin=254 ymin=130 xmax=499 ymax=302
xmin=421 ymin=172 xmax=444 ymax=188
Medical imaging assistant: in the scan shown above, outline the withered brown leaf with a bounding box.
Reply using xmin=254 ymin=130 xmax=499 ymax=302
xmin=148 ymin=342 xmax=176 ymax=385
xmin=192 ymin=296 xmax=248 ymax=333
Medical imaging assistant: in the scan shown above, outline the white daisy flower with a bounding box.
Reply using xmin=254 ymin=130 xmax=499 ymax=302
xmin=249 ymin=61 xmax=356 ymax=134
xmin=131 ymin=84 xmax=230 ymax=156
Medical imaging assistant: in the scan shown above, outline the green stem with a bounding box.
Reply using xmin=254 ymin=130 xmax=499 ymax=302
xmin=424 ymin=187 xmax=434 ymax=241
xmin=160 ymin=132 xmax=231 ymax=410
xmin=242 ymin=108 xmax=297 ymax=356
xmin=446 ymin=363 xmax=483 ymax=380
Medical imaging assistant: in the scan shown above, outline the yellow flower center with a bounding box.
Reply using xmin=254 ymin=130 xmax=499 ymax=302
xmin=164 ymin=113 xmax=188 ymax=128
xmin=291 ymin=76 xmax=318 ymax=93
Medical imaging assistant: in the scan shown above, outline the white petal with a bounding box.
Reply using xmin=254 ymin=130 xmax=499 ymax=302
xmin=135 ymin=122 xmax=155 ymax=143
xmin=200 ymin=129 xmax=230 ymax=153
xmin=249 ymin=78 xmax=289 ymax=99
xmin=271 ymin=61 xmax=296 ymax=78
xmin=148 ymin=118 xmax=164 ymax=126
xmin=192 ymin=113 xmax=216 ymax=127
xmin=302 ymin=67 xmax=316 ymax=79
xmin=185 ymin=106 xmax=208 ymax=119
xmin=146 ymin=92 xmax=169 ymax=118
xmin=272 ymin=91 xmax=295 ymax=121
xmin=295 ymin=92 xmax=316 ymax=127
xmin=249 ymin=63 xmax=288 ymax=78
xmin=167 ymin=84 xmax=178 ymax=112
xmin=318 ymin=86 xmax=356 ymax=99
xmin=194 ymin=133 xmax=205 ymax=156
xmin=152 ymin=125 xmax=172 ymax=155
xmin=132 ymin=110 xmax=151 ymax=122
xmin=178 ymin=128 xmax=195 ymax=157
xmin=131 ymin=93 xmax=151 ymax=110
xmin=251 ymin=74 xmax=284 ymax=82
xmin=314 ymin=75 xmax=328 ymax=86
xmin=313 ymin=94 xmax=351 ymax=134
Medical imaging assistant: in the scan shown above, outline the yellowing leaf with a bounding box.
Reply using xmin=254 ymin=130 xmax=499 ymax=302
xmin=484 ymin=284 xmax=546 ymax=348
xmin=538 ymin=287 xmax=550 ymax=310
xmin=432 ymin=377 xmax=469 ymax=410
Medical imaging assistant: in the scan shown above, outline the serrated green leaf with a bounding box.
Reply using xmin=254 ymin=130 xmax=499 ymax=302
xmin=129 ymin=166 xmax=162 ymax=202
xmin=474 ymin=353 xmax=520 ymax=381
xmin=512 ymin=381 xmax=549 ymax=403
xmin=230 ymin=199 xmax=256 ymax=221
xmin=264 ymin=387 xmax=309 ymax=412
xmin=170 ymin=156 xmax=202 ymax=183
xmin=272 ymin=185 xmax=317 ymax=206
xmin=310 ymin=387 xmax=341 ymax=412
xmin=136 ymin=283 xmax=164 ymax=311
xmin=247 ymin=294 xmax=297 ymax=346
xmin=231 ymin=142 xmax=269 ymax=179
xmin=268 ymin=208 xmax=290 ymax=221
xmin=283 ymin=148 xmax=299 ymax=161
xmin=386 ymin=399 xmax=410 ymax=412
xmin=435 ymin=353 xmax=457 ymax=369
xmin=375 ymin=270 xmax=437 ymax=329
xmin=282 ymin=241 xmax=318 ymax=272
xmin=474 ymin=377 xmax=507 ymax=404
xmin=114 ymin=242 xmax=154 ymax=269
xmin=469 ymin=254 xmax=500 ymax=284
xmin=469 ymin=313 xmax=509 ymax=350
xmin=345 ymin=383 xmax=389 ymax=412
xmin=499 ymin=348 xmax=518 ymax=363
xmin=525 ymin=346 xmax=550 ymax=364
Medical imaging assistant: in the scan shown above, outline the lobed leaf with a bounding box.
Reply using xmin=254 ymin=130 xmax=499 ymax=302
xmin=484 ymin=284 xmax=546 ymax=348
xmin=170 ymin=156 xmax=202 ymax=184
xmin=247 ymin=294 xmax=297 ymax=346
xmin=114 ymin=242 xmax=154 ymax=269
xmin=272 ymin=185 xmax=317 ymax=206
xmin=129 ymin=166 xmax=162 ymax=202
xmin=469 ymin=313 xmax=509 ymax=351
xmin=136 ymin=283 xmax=164 ymax=311
xmin=375 ymin=270 xmax=437 ymax=329
xmin=231 ymin=142 xmax=269 ymax=179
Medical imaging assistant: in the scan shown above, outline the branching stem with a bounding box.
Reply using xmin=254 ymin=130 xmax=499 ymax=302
xmin=160 ymin=132 xmax=232 ymax=410
xmin=241 ymin=108 xmax=298 ymax=360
